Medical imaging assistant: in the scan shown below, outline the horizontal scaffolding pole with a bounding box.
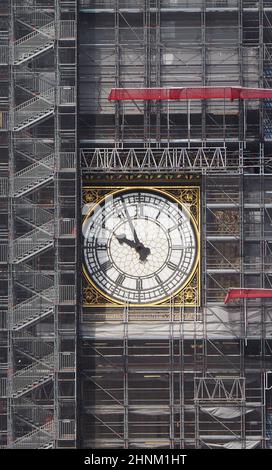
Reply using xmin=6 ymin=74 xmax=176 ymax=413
xmin=109 ymin=87 xmax=272 ymax=102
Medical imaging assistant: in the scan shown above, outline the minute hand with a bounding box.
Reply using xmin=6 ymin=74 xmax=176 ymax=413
xmin=122 ymin=201 xmax=141 ymax=245
xmin=120 ymin=201 xmax=150 ymax=261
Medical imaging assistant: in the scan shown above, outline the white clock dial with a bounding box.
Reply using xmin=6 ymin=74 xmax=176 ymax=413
xmin=83 ymin=189 xmax=198 ymax=305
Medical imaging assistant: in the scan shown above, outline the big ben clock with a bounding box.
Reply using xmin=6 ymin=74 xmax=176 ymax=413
xmin=83 ymin=186 xmax=200 ymax=307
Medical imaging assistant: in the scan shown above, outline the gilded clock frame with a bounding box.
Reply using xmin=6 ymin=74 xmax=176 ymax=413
xmin=82 ymin=185 xmax=201 ymax=308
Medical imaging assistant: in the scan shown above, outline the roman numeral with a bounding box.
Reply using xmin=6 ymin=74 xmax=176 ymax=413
xmin=136 ymin=278 xmax=143 ymax=290
xmin=101 ymin=260 xmax=113 ymax=272
xmin=113 ymin=201 xmax=126 ymax=220
xmin=135 ymin=204 xmax=144 ymax=218
xmin=155 ymin=274 xmax=168 ymax=294
xmin=172 ymin=245 xmax=184 ymax=250
xmin=168 ymin=224 xmax=179 ymax=232
xmin=114 ymin=209 xmax=126 ymax=220
xmin=116 ymin=273 xmax=125 ymax=286
xmin=167 ymin=261 xmax=178 ymax=271
xmin=155 ymin=274 xmax=162 ymax=285
xmin=155 ymin=210 xmax=161 ymax=220
xmin=96 ymin=244 xmax=107 ymax=251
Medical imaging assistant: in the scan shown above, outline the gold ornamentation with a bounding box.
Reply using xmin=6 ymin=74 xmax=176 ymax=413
xmin=83 ymin=284 xmax=114 ymax=306
xmin=83 ymin=189 xmax=99 ymax=204
xmin=86 ymin=174 xmax=200 ymax=184
xmin=82 ymin=185 xmax=201 ymax=308
xmin=184 ymin=287 xmax=196 ymax=304
xmin=165 ymin=188 xmax=199 ymax=227
xmin=83 ymin=188 xmax=111 ymax=205
xmin=160 ymin=270 xmax=199 ymax=307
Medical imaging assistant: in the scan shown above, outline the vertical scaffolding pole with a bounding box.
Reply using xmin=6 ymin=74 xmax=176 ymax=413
xmin=123 ymin=303 xmax=129 ymax=448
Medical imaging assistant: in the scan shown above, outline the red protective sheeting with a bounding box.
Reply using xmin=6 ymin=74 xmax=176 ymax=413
xmin=225 ymin=288 xmax=272 ymax=304
xmin=109 ymin=86 xmax=272 ymax=102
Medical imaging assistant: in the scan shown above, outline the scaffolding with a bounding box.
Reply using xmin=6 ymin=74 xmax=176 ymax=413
xmin=1 ymin=0 xmax=272 ymax=450
xmin=0 ymin=0 xmax=78 ymax=449
xmin=79 ymin=0 xmax=272 ymax=449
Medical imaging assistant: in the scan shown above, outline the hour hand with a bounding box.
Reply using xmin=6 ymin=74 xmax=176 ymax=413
xmin=114 ymin=233 xmax=151 ymax=262
xmin=114 ymin=233 xmax=137 ymax=249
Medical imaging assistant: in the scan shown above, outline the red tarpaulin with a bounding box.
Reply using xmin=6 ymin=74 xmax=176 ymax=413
xmin=225 ymin=288 xmax=272 ymax=304
xmin=108 ymin=86 xmax=272 ymax=102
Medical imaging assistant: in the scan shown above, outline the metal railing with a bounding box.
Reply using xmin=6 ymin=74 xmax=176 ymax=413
xmin=0 ymin=378 xmax=7 ymax=397
xmin=12 ymin=354 xmax=54 ymax=396
xmin=15 ymin=6 xmax=54 ymax=29
xmin=14 ymin=220 xmax=54 ymax=242
xmin=0 ymin=178 xmax=8 ymax=197
xmin=0 ymin=311 xmax=7 ymax=330
xmin=15 ymin=265 xmax=54 ymax=293
xmin=0 ymin=46 xmax=8 ymax=65
xmin=14 ymin=154 xmax=54 ymax=195
xmin=58 ymin=420 xmax=75 ymax=440
xmin=58 ymin=285 xmax=76 ymax=304
xmin=14 ymin=22 xmax=55 ymax=65
xmin=0 ymin=112 xmax=9 ymax=131
xmin=59 ymin=353 xmax=75 ymax=371
xmin=59 ymin=86 xmax=76 ymax=105
xmin=0 ymin=244 xmax=7 ymax=263
xmin=11 ymin=421 xmax=54 ymax=449
xmin=17 ymin=75 xmax=55 ymax=96
xmin=16 ymin=197 xmax=53 ymax=227
xmin=59 ymin=20 xmax=76 ymax=39
xmin=17 ymin=340 xmax=54 ymax=361
xmin=12 ymin=288 xmax=55 ymax=328
xmin=14 ymin=22 xmax=55 ymax=47
xmin=15 ymin=154 xmax=54 ymax=178
xmin=58 ymin=152 xmax=76 ymax=170
xmin=15 ymin=398 xmax=53 ymax=427
xmin=12 ymin=300 xmax=53 ymax=329
xmin=14 ymin=138 xmax=53 ymax=160
xmin=13 ymin=221 xmax=54 ymax=262
xmin=13 ymin=88 xmax=55 ymax=130
xmin=58 ymin=219 xmax=76 ymax=237
xmin=17 ymin=332 xmax=54 ymax=360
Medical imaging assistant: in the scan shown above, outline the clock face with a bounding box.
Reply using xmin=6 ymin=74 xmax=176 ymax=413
xmin=83 ymin=189 xmax=198 ymax=305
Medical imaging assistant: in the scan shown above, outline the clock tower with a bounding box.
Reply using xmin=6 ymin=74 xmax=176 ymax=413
xmin=78 ymin=0 xmax=272 ymax=451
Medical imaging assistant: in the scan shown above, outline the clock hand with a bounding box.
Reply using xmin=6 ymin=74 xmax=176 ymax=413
xmin=114 ymin=233 xmax=151 ymax=261
xmin=120 ymin=200 xmax=142 ymax=247
xmin=114 ymin=233 xmax=137 ymax=249
xmin=138 ymin=245 xmax=151 ymax=262
xmin=119 ymin=200 xmax=151 ymax=259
